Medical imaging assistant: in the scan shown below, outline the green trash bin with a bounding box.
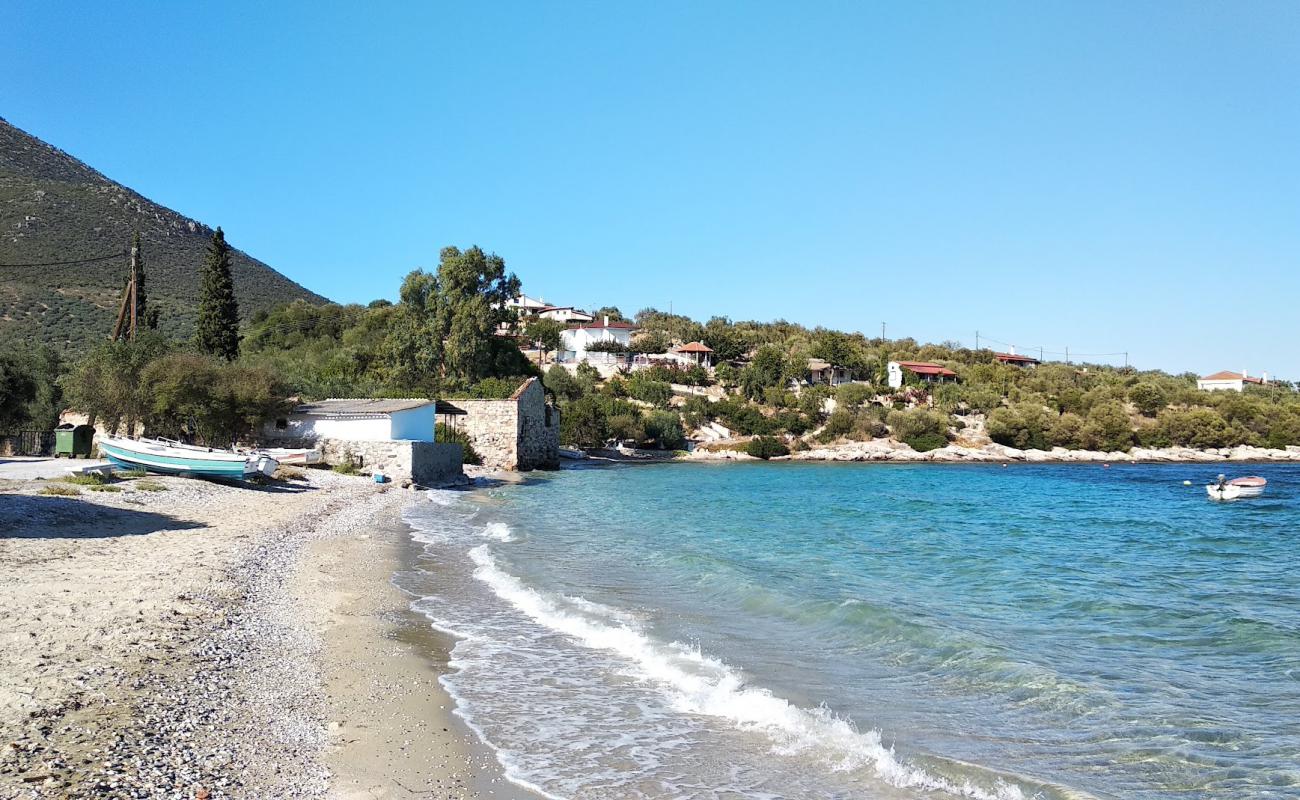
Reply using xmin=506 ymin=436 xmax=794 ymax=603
xmin=54 ymin=423 xmax=94 ymax=458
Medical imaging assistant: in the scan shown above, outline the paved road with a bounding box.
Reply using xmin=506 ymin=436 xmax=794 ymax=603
xmin=0 ymin=457 xmax=111 ymax=480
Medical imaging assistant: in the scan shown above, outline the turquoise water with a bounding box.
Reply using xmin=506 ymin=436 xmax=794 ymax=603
xmin=403 ymin=462 xmax=1300 ymax=799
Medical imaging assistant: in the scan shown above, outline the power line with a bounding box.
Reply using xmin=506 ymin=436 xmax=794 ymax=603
xmin=0 ymin=251 xmax=126 ymax=268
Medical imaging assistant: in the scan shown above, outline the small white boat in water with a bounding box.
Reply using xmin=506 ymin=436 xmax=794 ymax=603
xmin=100 ymin=436 xmax=278 ymax=480
xmin=558 ymin=447 xmax=587 ymax=460
xmin=1206 ymin=475 xmax=1267 ymax=501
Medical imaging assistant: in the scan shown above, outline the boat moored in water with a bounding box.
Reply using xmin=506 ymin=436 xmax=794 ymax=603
xmin=99 ymin=436 xmax=278 ymax=480
xmin=1206 ymin=474 xmax=1267 ymax=501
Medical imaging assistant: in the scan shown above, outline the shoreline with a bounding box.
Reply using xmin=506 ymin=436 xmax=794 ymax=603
xmin=0 ymin=470 xmax=534 ymax=799
xmin=681 ymin=440 xmax=1300 ymax=465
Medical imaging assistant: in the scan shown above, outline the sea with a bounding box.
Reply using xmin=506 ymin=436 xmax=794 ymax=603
xmin=398 ymin=462 xmax=1300 ymax=800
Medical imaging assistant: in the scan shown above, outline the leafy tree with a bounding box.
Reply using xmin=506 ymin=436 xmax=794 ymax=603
xmin=544 ymin=364 xmax=582 ymax=402
xmin=139 ymin=354 xmax=288 ymax=445
xmin=1128 ymin=382 xmax=1166 ymax=416
xmin=0 ymin=352 xmax=38 ymax=430
xmin=740 ymin=344 xmax=789 ymax=401
xmin=560 ymin=396 xmax=609 ymax=448
xmin=526 ymin=318 xmax=565 ymax=353
xmin=702 ymin=317 xmax=748 ymax=363
xmin=195 ymin=227 xmax=241 ymax=361
xmin=587 ymin=339 xmax=630 ymax=354
xmin=436 ymin=423 xmax=483 ymax=465
xmin=632 ymin=330 xmax=672 ymax=354
xmin=62 ymin=333 xmax=172 ymax=434
xmin=592 ymin=306 xmax=628 ymax=323
xmin=1082 ymin=402 xmax=1134 ymax=452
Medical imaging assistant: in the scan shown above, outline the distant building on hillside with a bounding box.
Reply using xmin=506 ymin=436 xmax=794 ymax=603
xmin=538 ymin=306 xmax=595 ymax=325
xmin=805 ymin=358 xmax=852 ymax=386
xmin=887 ymin=361 xmax=959 ymax=389
xmin=559 ymin=317 xmax=638 ymax=365
xmin=994 ymin=351 xmax=1040 ymax=368
xmin=1197 ymin=370 xmax=1268 ymax=392
xmin=505 ymin=294 xmax=549 ymax=316
xmin=672 ymin=342 xmax=715 ymax=369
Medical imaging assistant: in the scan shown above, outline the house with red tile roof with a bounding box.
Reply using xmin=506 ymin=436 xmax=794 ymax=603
xmin=887 ymin=360 xmax=959 ymax=389
xmin=1197 ymin=370 xmax=1268 ymax=392
xmin=994 ymin=351 xmax=1040 ymax=367
xmin=558 ymin=317 xmax=639 ymax=365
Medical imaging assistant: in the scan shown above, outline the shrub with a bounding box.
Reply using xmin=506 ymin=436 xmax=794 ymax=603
xmin=626 ymin=373 xmax=673 ymax=407
xmin=887 ymin=408 xmax=951 ymax=452
xmin=332 ymin=461 xmax=360 ymax=475
xmin=561 ymin=396 xmax=610 ymax=448
xmin=436 ymin=423 xmax=483 ymax=465
xmin=1128 ymin=382 xmax=1166 ymax=417
xmin=544 ymin=365 xmax=582 ymax=402
xmin=468 ymin=377 xmax=520 ymax=399
xmin=1082 ymin=402 xmax=1134 ymax=452
xmin=835 ymin=382 xmax=872 ymax=408
xmin=1150 ymin=408 xmax=1233 ymax=449
xmin=87 ymin=484 xmax=122 ymax=492
xmin=643 ymin=410 xmax=686 ymax=450
xmin=746 ymin=436 xmax=790 ymax=459
xmin=134 ymin=480 xmax=168 ymax=492
xmin=115 ymin=468 xmax=148 ymax=478
xmin=40 ymin=485 xmax=80 ymax=496
xmin=1047 ymin=412 xmax=1086 ymax=449
xmin=986 ymin=403 xmax=1051 ymax=450
xmin=607 ymin=413 xmax=646 ymax=444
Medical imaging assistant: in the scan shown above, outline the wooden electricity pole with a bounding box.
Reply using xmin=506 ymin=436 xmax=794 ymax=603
xmin=110 ymin=239 xmax=141 ymax=341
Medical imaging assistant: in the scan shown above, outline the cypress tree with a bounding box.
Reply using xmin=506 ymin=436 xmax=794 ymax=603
xmin=131 ymin=232 xmax=156 ymax=329
xmin=195 ymin=227 xmax=241 ymax=360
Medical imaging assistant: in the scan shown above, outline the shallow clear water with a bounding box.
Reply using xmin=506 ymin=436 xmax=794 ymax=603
xmin=401 ymin=462 xmax=1300 ymax=799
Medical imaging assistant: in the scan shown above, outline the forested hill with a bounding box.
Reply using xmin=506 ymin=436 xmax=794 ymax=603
xmin=0 ymin=117 xmax=326 ymax=349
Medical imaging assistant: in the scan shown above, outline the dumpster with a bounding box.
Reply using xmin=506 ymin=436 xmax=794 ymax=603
xmin=54 ymin=423 xmax=94 ymax=458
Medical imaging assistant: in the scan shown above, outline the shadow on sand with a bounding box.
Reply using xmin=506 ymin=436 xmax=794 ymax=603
xmin=0 ymin=495 xmax=208 ymax=540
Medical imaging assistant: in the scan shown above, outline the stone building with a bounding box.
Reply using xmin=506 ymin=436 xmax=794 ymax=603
xmin=454 ymin=377 xmax=560 ymax=471
xmin=262 ymin=398 xmax=463 ymax=485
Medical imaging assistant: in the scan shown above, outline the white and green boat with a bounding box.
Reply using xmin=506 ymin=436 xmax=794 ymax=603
xmin=99 ymin=435 xmax=278 ymax=480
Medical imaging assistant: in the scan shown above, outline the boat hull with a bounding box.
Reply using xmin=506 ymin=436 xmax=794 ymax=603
xmin=99 ymin=437 xmax=271 ymax=480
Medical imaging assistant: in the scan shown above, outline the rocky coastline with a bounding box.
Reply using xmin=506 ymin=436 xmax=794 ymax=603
xmin=686 ymin=440 xmax=1300 ymax=464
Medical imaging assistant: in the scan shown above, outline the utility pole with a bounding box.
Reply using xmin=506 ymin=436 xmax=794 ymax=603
xmin=1124 ymin=352 xmax=1129 ymax=369
xmin=881 ymin=321 xmax=886 ymax=341
xmin=975 ymin=330 xmax=980 ymax=350
xmin=110 ymin=240 xmax=140 ymax=342
xmin=1065 ymin=346 xmax=1070 ymax=365
xmin=1039 ymin=346 xmax=1044 ymax=362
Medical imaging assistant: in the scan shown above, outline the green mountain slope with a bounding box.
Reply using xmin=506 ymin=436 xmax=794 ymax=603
xmin=0 ymin=117 xmax=326 ymax=349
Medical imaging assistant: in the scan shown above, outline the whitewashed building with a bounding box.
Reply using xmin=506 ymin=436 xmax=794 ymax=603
xmin=1197 ymin=370 xmax=1268 ymax=392
xmin=538 ymin=306 xmax=595 ymax=325
xmin=559 ymin=318 xmax=638 ymax=365
xmin=266 ymin=398 xmax=436 ymax=442
xmin=887 ymin=361 xmax=959 ymax=389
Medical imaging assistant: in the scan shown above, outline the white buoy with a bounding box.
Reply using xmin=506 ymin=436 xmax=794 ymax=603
xmin=1183 ymin=480 xmax=1192 ymax=486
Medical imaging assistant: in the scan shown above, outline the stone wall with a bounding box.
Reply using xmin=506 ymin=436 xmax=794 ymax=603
xmin=316 ymin=438 xmax=464 ymax=486
xmin=454 ymin=377 xmax=559 ymax=471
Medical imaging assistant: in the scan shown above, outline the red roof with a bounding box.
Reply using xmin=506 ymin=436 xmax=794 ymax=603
xmin=994 ymin=352 xmax=1039 ymax=364
xmin=897 ymin=361 xmax=958 ymax=377
xmin=676 ymin=342 xmax=713 ymax=353
xmin=1201 ymin=370 xmax=1264 ymax=383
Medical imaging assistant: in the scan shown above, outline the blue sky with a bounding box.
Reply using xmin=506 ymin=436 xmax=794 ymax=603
xmin=4 ymin=2 xmax=1298 ymax=376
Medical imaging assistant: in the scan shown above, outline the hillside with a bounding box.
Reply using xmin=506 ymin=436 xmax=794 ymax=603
xmin=0 ymin=117 xmax=326 ymax=349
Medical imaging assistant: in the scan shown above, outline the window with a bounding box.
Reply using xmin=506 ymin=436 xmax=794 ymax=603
xmin=275 ymin=418 xmax=288 ymax=430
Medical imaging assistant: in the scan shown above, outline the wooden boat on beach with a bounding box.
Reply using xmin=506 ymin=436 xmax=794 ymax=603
xmin=99 ymin=436 xmax=278 ymax=480
xmin=1206 ymin=475 xmax=1267 ymax=501
xmin=256 ymin=446 xmax=322 ymax=466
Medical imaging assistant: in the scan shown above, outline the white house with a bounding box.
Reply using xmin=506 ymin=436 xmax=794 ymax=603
xmin=265 ymin=398 xmax=436 ymax=442
xmin=559 ymin=317 xmax=638 ymax=365
xmin=805 ymin=358 xmax=852 ymax=386
xmin=887 ymin=361 xmax=959 ymax=389
xmin=1197 ymin=370 xmax=1268 ymax=392
xmin=505 ymin=294 xmax=549 ymax=315
xmin=538 ymin=306 xmax=595 ymax=325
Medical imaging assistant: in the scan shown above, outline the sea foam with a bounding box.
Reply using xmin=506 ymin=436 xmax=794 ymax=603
xmin=468 ymin=543 xmax=1039 ymax=800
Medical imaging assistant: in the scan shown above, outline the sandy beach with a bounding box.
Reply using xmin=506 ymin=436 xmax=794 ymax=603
xmin=0 ymin=465 xmax=530 ymax=799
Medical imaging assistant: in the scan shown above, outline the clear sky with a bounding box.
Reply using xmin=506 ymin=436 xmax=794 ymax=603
xmin=4 ymin=2 xmax=1298 ymax=376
